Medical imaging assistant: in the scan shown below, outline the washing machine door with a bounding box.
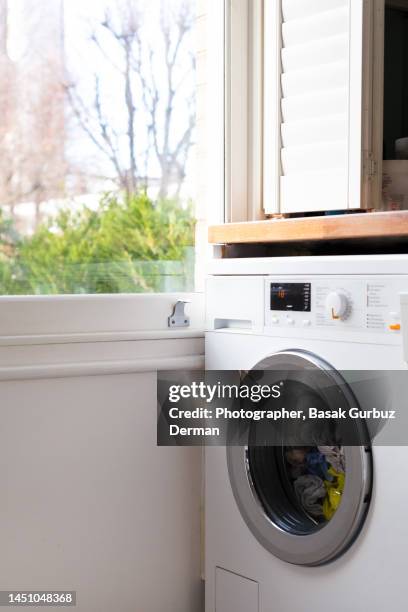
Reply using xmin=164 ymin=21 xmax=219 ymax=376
xmin=227 ymin=350 xmax=373 ymax=566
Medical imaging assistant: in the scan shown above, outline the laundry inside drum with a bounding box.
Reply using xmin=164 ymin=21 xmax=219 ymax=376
xmin=283 ymin=445 xmax=346 ymax=525
xmin=247 ymin=445 xmax=346 ymax=535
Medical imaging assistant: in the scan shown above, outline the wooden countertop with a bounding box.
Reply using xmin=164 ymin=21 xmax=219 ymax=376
xmin=208 ymin=211 xmax=408 ymax=244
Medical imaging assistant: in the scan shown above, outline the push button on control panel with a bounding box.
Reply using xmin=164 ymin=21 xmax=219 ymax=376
xmin=388 ymin=312 xmax=401 ymax=332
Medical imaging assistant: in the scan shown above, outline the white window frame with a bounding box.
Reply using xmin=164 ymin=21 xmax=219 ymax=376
xmin=225 ymin=0 xmax=265 ymax=222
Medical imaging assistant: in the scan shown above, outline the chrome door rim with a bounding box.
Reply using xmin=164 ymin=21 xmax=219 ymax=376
xmin=227 ymin=350 xmax=373 ymax=566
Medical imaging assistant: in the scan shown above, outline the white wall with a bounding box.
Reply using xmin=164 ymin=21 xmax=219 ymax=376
xmin=0 ymin=370 xmax=202 ymax=612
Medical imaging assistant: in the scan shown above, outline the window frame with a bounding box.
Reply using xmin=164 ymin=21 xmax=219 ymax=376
xmin=225 ymin=0 xmax=265 ymax=222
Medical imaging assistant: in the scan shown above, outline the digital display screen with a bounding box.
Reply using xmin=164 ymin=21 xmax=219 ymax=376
xmin=270 ymin=283 xmax=311 ymax=312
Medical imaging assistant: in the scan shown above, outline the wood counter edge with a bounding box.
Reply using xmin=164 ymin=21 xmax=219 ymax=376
xmin=208 ymin=211 xmax=408 ymax=244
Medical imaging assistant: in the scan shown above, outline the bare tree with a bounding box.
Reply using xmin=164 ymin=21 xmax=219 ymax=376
xmin=0 ymin=0 xmax=66 ymax=227
xmin=66 ymin=0 xmax=195 ymax=200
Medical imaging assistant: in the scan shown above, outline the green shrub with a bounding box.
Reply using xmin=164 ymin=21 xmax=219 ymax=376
xmin=0 ymin=194 xmax=196 ymax=294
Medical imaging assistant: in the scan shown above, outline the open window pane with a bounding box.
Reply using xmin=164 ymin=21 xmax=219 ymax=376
xmin=382 ymin=0 xmax=408 ymax=210
xmin=0 ymin=0 xmax=215 ymax=295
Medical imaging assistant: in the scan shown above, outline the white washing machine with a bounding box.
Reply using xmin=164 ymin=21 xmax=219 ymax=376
xmin=205 ymin=255 xmax=408 ymax=612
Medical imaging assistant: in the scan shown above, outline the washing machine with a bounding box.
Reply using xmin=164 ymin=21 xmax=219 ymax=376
xmin=204 ymin=255 xmax=408 ymax=612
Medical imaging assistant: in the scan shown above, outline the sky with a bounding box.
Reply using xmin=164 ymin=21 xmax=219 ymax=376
xmin=7 ymin=0 xmax=197 ymax=199
xmin=64 ymin=0 xmax=197 ymax=189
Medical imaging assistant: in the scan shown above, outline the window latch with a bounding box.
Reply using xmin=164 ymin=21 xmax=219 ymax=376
xmin=168 ymin=300 xmax=190 ymax=328
xmin=364 ymin=151 xmax=377 ymax=178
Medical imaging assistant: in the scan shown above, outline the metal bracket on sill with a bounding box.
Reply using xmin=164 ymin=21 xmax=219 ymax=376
xmin=168 ymin=300 xmax=190 ymax=328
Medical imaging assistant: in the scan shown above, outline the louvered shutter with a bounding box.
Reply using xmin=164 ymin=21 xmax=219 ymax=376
xmin=264 ymin=0 xmax=369 ymax=214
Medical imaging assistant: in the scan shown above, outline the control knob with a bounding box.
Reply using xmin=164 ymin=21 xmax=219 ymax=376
xmin=325 ymin=291 xmax=351 ymax=321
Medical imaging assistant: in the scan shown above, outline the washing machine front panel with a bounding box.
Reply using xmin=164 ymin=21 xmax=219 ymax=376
xmin=205 ymin=331 xmax=405 ymax=372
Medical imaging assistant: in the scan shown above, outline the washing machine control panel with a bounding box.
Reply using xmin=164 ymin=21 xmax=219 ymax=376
xmin=265 ymin=276 xmax=407 ymax=334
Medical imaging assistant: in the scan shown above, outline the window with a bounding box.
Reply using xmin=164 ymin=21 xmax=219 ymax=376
xmin=225 ymin=0 xmax=264 ymax=222
xmin=0 ymin=0 xmax=223 ymax=295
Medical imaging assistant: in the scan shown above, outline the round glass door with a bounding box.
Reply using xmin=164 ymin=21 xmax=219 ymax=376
xmin=227 ymin=350 xmax=373 ymax=566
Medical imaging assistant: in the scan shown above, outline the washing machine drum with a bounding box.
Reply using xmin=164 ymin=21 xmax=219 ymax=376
xmin=227 ymin=350 xmax=373 ymax=567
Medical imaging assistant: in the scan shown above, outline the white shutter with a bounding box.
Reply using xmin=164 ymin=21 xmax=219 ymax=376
xmin=263 ymin=0 xmax=371 ymax=215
